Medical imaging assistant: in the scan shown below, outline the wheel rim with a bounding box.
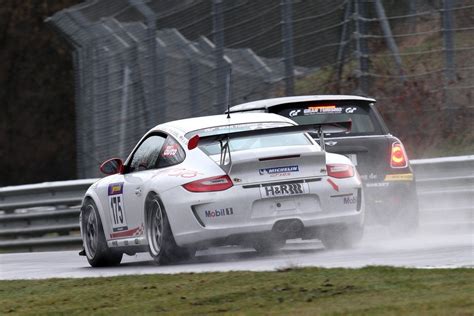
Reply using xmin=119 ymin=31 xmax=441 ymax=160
xmin=83 ymin=204 xmax=98 ymax=258
xmin=148 ymin=199 xmax=164 ymax=256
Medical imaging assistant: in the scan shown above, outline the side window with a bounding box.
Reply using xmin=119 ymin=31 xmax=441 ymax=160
xmin=158 ymin=136 xmax=186 ymax=168
xmin=129 ymin=135 xmax=166 ymax=172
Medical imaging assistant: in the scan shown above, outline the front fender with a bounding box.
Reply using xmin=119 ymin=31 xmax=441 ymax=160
xmin=81 ymin=184 xmax=109 ymax=239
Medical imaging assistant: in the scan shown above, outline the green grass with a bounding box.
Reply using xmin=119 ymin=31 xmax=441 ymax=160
xmin=1 ymin=267 xmax=473 ymax=315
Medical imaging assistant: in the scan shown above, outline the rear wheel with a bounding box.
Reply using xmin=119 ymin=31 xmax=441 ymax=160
xmin=146 ymin=195 xmax=195 ymax=265
xmin=320 ymin=224 xmax=364 ymax=250
xmin=382 ymin=187 xmax=419 ymax=236
xmin=389 ymin=201 xmax=419 ymax=236
xmin=81 ymin=199 xmax=123 ymax=267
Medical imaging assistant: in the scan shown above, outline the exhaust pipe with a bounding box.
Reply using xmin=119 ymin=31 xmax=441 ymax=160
xmin=272 ymin=219 xmax=304 ymax=238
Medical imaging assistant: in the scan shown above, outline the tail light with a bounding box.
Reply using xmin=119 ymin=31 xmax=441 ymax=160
xmin=326 ymin=164 xmax=354 ymax=178
xmin=183 ymin=175 xmax=233 ymax=192
xmin=390 ymin=142 xmax=408 ymax=168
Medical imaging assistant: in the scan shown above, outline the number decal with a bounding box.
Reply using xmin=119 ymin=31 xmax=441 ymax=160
xmin=110 ymin=196 xmax=124 ymax=225
xmin=108 ymin=183 xmax=128 ymax=232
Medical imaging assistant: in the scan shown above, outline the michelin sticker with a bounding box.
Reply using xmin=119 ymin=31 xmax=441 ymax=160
xmin=259 ymin=165 xmax=299 ymax=176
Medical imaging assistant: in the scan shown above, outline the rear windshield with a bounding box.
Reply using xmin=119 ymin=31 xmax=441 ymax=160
xmin=185 ymin=122 xmax=313 ymax=155
xmin=273 ymin=101 xmax=383 ymax=136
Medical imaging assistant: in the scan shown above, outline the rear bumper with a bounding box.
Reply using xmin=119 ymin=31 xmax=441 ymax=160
xmin=363 ymin=176 xmax=418 ymax=224
xmin=160 ymin=176 xmax=365 ymax=247
xmin=174 ymin=210 xmax=364 ymax=247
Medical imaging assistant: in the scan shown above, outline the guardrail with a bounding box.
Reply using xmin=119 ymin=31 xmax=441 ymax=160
xmin=411 ymin=155 xmax=474 ymax=231
xmin=1 ymin=156 xmax=473 ymax=252
xmin=0 ymin=179 xmax=96 ymax=252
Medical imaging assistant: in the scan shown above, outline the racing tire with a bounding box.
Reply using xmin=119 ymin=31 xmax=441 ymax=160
xmin=320 ymin=224 xmax=364 ymax=250
xmin=384 ymin=187 xmax=419 ymax=236
xmin=146 ymin=194 xmax=195 ymax=265
xmin=80 ymin=199 xmax=123 ymax=267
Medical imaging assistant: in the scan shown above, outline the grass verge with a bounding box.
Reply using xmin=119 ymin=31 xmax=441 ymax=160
xmin=1 ymin=266 xmax=473 ymax=315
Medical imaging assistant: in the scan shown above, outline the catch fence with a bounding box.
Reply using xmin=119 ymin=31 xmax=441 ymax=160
xmin=47 ymin=0 xmax=474 ymax=178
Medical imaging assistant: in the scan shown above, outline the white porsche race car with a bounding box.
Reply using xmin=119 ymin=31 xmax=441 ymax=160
xmin=80 ymin=113 xmax=364 ymax=267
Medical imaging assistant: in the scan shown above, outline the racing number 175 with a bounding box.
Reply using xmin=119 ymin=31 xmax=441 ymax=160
xmin=110 ymin=196 xmax=124 ymax=225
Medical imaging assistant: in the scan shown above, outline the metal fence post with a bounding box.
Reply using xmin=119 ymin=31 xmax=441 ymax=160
xmin=281 ymin=0 xmax=295 ymax=96
xmin=409 ymin=0 xmax=417 ymax=31
xmin=213 ymin=0 xmax=226 ymax=112
xmin=72 ymin=51 xmax=84 ymax=179
xmin=170 ymin=29 xmax=200 ymax=117
xmin=336 ymin=0 xmax=353 ymax=92
xmin=442 ymin=0 xmax=456 ymax=85
xmin=129 ymin=0 xmax=161 ymax=126
xmin=374 ymin=0 xmax=405 ymax=81
xmin=354 ymin=0 xmax=369 ymax=95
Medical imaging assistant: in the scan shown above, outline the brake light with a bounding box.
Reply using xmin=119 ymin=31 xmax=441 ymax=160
xmin=326 ymin=164 xmax=354 ymax=178
xmin=390 ymin=142 xmax=408 ymax=168
xmin=182 ymin=175 xmax=233 ymax=192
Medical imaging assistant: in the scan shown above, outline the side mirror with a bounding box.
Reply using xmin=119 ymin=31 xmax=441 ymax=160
xmin=99 ymin=158 xmax=124 ymax=175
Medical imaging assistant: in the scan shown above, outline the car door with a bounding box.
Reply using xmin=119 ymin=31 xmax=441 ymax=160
xmin=106 ymin=134 xmax=167 ymax=240
xmin=107 ymin=133 xmax=186 ymax=240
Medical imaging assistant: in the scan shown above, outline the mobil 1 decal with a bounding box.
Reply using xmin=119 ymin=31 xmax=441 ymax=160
xmin=204 ymin=208 xmax=234 ymax=218
xmin=108 ymin=183 xmax=128 ymax=232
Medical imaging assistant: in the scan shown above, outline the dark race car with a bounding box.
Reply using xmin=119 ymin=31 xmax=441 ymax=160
xmin=229 ymin=95 xmax=419 ymax=233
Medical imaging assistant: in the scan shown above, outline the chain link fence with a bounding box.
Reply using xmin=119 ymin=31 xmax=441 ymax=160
xmin=47 ymin=0 xmax=474 ymax=178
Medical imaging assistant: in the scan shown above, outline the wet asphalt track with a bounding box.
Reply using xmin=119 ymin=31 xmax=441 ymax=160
xmin=1 ymin=227 xmax=472 ymax=280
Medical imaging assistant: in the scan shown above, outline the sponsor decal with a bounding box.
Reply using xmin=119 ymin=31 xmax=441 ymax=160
xmin=202 ymin=123 xmax=283 ymax=134
xmin=259 ymin=165 xmax=299 ymax=176
xmin=303 ymin=105 xmax=343 ymax=115
xmin=263 ymin=183 xmax=305 ymax=197
xmin=361 ymin=173 xmax=378 ymax=181
xmin=168 ymin=168 xmax=203 ymax=178
xmin=110 ymin=226 xmax=136 ymax=239
xmin=205 ymin=208 xmax=234 ymax=218
xmin=343 ymin=195 xmax=357 ymax=204
xmin=110 ymin=224 xmax=143 ymax=239
xmin=345 ymin=107 xmax=357 ymax=113
xmin=384 ymin=173 xmax=414 ymax=181
xmin=163 ymin=144 xmax=178 ymax=156
xmin=289 ymin=109 xmax=301 ymax=117
xmin=108 ymin=183 xmax=127 ymax=232
xmin=366 ymin=182 xmax=389 ymax=187
xmin=108 ymin=183 xmax=123 ymax=195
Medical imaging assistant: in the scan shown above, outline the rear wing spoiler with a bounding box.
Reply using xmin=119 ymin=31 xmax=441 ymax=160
xmin=188 ymin=120 xmax=351 ymax=149
xmin=187 ymin=120 xmax=351 ymax=172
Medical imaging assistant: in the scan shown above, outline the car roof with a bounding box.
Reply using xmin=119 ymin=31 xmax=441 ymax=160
xmin=229 ymin=95 xmax=376 ymax=112
xmin=155 ymin=113 xmax=295 ymax=135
